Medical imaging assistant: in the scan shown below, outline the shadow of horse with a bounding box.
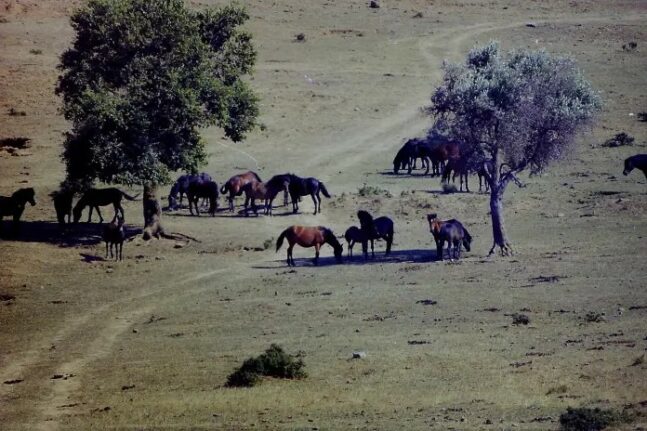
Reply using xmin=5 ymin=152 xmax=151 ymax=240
xmin=251 ymin=248 xmax=437 ymax=269
xmin=0 ymin=220 xmax=141 ymax=247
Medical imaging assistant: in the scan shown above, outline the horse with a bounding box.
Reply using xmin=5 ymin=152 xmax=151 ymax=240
xmin=344 ymin=226 xmax=366 ymax=257
xmin=357 ymin=210 xmax=394 ymax=259
xmin=51 ymin=189 xmax=74 ymax=225
xmin=276 ymin=225 xmax=343 ymax=266
xmin=266 ymin=173 xmax=292 ymax=206
xmin=623 ymin=154 xmax=647 ymax=179
xmin=436 ymin=221 xmax=472 ymax=261
xmin=241 ymin=177 xmax=288 ymax=216
xmin=103 ymin=215 xmax=125 ymax=260
xmin=73 ymin=188 xmax=139 ymax=223
xmin=427 ymin=214 xmax=471 ymax=261
xmin=187 ymin=180 xmax=219 ymax=216
xmin=168 ymin=172 xmax=212 ymax=209
xmin=287 ymin=174 xmax=331 ymax=214
xmin=220 ymin=171 xmax=262 ymax=212
xmin=0 ymin=187 xmax=36 ymax=236
xmin=442 ymin=156 xmax=471 ymax=192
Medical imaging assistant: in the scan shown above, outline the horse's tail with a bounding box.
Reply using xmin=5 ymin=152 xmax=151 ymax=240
xmin=276 ymin=228 xmax=289 ymax=252
xmin=319 ymin=182 xmax=331 ymax=198
xmin=220 ymin=182 xmax=229 ymax=195
xmin=121 ymin=191 xmax=140 ymax=201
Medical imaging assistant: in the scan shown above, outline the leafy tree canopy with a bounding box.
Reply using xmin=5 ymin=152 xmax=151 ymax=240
xmin=57 ymin=0 xmax=259 ymax=189
xmin=431 ymin=41 xmax=601 ymax=185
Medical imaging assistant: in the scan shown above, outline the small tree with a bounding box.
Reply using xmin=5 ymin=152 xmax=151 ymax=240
xmin=56 ymin=0 xmax=259 ymax=238
xmin=430 ymin=42 xmax=601 ymax=255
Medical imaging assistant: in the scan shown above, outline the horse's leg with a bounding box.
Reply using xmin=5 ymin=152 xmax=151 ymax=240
xmin=313 ymin=243 xmax=320 ymax=265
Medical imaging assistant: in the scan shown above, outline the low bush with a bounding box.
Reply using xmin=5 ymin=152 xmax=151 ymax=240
xmin=559 ymin=407 xmax=632 ymax=431
xmin=226 ymin=344 xmax=306 ymax=388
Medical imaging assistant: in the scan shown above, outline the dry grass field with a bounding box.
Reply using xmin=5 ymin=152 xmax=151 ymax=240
xmin=1 ymin=0 xmax=646 ymax=430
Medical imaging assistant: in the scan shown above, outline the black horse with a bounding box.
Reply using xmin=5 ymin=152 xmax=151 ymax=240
xmin=287 ymin=174 xmax=331 ymax=214
xmin=436 ymin=220 xmax=472 ymax=261
xmin=623 ymin=154 xmax=647 ymax=179
xmin=0 ymin=187 xmax=36 ymax=236
xmin=187 ymin=180 xmax=219 ymax=216
xmin=168 ymin=172 xmax=212 ymax=209
xmin=357 ymin=210 xmax=394 ymax=259
xmin=73 ymin=188 xmax=139 ymax=223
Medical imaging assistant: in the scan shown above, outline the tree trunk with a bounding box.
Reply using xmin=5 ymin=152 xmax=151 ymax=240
xmin=488 ymin=186 xmax=513 ymax=256
xmin=142 ymin=183 xmax=164 ymax=240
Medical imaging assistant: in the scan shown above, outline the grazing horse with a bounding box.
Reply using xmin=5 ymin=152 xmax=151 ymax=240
xmin=427 ymin=213 xmax=471 ymax=261
xmin=357 ymin=210 xmax=394 ymax=259
xmin=103 ymin=215 xmax=125 ymax=261
xmin=266 ymin=173 xmax=292 ymax=206
xmin=73 ymin=188 xmax=138 ymax=223
xmin=168 ymin=173 xmax=212 ymax=209
xmin=623 ymin=154 xmax=647 ymax=179
xmin=0 ymin=187 xmax=36 ymax=235
xmin=344 ymin=226 xmax=366 ymax=257
xmin=437 ymin=221 xmax=472 ymax=261
xmin=221 ymin=171 xmax=262 ymax=212
xmin=287 ymin=174 xmax=331 ymax=214
xmin=276 ymin=225 xmax=343 ymax=266
xmin=241 ymin=177 xmax=288 ymax=216
xmin=51 ymin=189 xmax=74 ymax=225
xmin=442 ymin=156 xmax=470 ymax=192
xmin=187 ymin=180 xmax=219 ymax=216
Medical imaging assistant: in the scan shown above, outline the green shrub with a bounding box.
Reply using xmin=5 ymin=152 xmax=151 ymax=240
xmin=226 ymin=344 xmax=306 ymax=388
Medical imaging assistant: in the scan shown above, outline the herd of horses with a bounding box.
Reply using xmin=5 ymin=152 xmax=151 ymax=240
xmin=393 ymin=136 xmax=492 ymax=193
xmin=0 ymin=152 xmax=645 ymax=264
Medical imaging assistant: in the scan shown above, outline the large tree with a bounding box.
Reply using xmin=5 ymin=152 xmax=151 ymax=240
xmin=56 ymin=0 xmax=259 ymax=239
xmin=430 ymin=42 xmax=601 ymax=255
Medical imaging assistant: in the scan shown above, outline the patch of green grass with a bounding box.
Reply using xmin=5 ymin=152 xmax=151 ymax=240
xmin=226 ymin=344 xmax=306 ymax=388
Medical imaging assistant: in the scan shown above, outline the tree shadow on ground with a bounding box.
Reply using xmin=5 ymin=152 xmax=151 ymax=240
xmin=252 ymin=248 xmax=438 ymax=269
xmin=0 ymin=221 xmax=141 ymax=247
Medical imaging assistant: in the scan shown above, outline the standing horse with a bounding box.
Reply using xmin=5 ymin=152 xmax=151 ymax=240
xmin=287 ymin=174 xmax=331 ymax=214
xmin=357 ymin=210 xmax=394 ymax=259
xmin=623 ymin=154 xmax=647 ymax=179
xmin=427 ymin=214 xmax=471 ymax=261
xmin=168 ymin=173 xmax=212 ymax=209
xmin=187 ymin=180 xmax=219 ymax=216
xmin=241 ymin=177 xmax=288 ymax=216
xmin=51 ymin=189 xmax=74 ymax=226
xmin=221 ymin=171 xmax=262 ymax=212
xmin=344 ymin=226 xmax=366 ymax=257
xmin=276 ymin=225 xmax=343 ymax=266
xmin=0 ymin=187 xmax=36 ymax=236
xmin=73 ymin=188 xmax=139 ymax=223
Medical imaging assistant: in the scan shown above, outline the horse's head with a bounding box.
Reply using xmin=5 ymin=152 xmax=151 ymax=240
xmin=623 ymin=158 xmax=633 ymax=176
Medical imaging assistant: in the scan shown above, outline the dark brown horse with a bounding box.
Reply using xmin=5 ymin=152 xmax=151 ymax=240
xmin=220 ymin=171 xmax=262 ymax=212
xmin=187 ymin=180 xmax=219 ymax=216
xmin=276 ymin=225 xmax=343 ymax=266
xmin=0 ymin=187 xmax=36 ymax=235
xmin=73 ymin=188 xmax=138 ymax=223
xmin=357 ymin=210 xmax=394 ymax=259
xmin=241 ymin=178 xmax=289 ymax=216
xmin=344 ymin=226 xmax=366 ymax=257
xmin=427 ymin=213 xmax=471 ymax=261
xmin=624 ymin=154 xmax=647 ymax=179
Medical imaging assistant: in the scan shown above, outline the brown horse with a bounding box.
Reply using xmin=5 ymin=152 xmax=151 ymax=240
xmin=0 ymin=187 xmax=36 ymax=236
xmin=276 ymin=225 xmax=343 ymax=266
xmin=220 ymin=171 xmax=262 ymax=212
xmin=427 ymin=213 xmax=471 ymax=261
xmin=241 ymin=178 xmax=289 ymax=216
